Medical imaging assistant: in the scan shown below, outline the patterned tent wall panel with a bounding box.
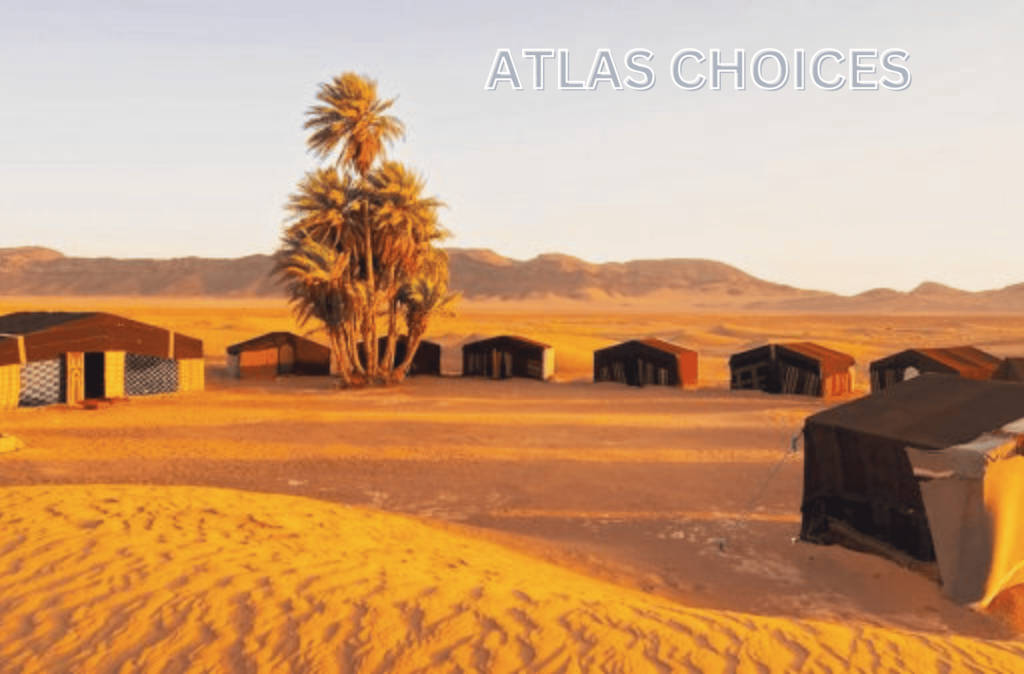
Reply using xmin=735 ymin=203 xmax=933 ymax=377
xmin=124 ymin=353 xmax=179 ymax=396
xmin=19 ymin=359 xmax=63 ymax=407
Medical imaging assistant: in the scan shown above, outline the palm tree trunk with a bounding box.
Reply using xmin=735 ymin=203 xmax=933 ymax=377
xmin=331 ymin=330 xmax=353 ymax=386
xmin=343 ymin=325 xmax=365 ymax=377
xmin=362 ymin=194 xmax=378 ymax=379
xmin=381 ymin=268 xmax=399 ymax=376
xmin=393 ymin=327 xmax=424 ymax=383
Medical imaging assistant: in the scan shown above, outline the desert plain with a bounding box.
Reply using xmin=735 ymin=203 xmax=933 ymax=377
xmin=4 ymin=297 xmax=1024 ymax=672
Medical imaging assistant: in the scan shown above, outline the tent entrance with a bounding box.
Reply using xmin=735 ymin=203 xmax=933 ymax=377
xmin=84 ymin=352 xmax=106 ymax=399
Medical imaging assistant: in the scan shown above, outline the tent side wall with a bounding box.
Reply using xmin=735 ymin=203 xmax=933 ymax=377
xmin=511 ymin=344 xmax=547 ymax=380
xmin=124 ymin=353 xmax=179 ymax=396
xmin=679 ymin=351 xmax=699 ymax=387
xmin=730 ymin=348 xmax=777 ymax=393
xmin=462 ymin=338 xmax=551 ymax=380
xmin=909 ymin=440 xmax=1024 ymax=606
xmin=407 ymin=340 xmax=442 ymax=376
xmin=237 ymin=348 xmax=280 ymax=379
xmin=293 ymin=339 xmax=331 ymax=376
xmin=821 ymin=368 xmax=854 ymax=397
xmin=870 ymin=353 xmax=957 ymax=392
xmin=800 ymin=419 xmax=936 ymax=562
xmin=462 ymin=343 xmax=487 ymax=377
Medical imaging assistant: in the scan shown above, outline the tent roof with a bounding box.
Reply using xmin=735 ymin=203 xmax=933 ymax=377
xmin=595 ymin=338 xmax=696 ymax=358
xmin=871 ymin=346 xmax=1000 ymax=375
xmin=0 ymin=311 xmax=98 ymax=335
xmin=0 ymin=311 xmax=203 ymax=365
xmin=779 ymin=342 xmax=855 ymax=370
xmin=227 ymin=331 xmax=326 ymax=355
xmin=464 ymin=334 xmax=551 ymax=349
xmin=730 ymin=342 xmax=854 ymax=372
xmin=805 ymin=374 xmax=1024 ymax=450
xmin=637 ymin=338 xmax=697 ymax=356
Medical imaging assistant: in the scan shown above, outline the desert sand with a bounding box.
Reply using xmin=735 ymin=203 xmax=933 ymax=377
xmin=4 ymin=297 xmax=1024 ymax=672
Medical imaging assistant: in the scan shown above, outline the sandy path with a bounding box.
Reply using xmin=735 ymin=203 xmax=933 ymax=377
xmin=2 ymin=485 xmax=1023 ymax=674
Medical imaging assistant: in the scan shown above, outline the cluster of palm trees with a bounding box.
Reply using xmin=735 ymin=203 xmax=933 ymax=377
xmin=274 ymin=73 xmax=457 ymax=386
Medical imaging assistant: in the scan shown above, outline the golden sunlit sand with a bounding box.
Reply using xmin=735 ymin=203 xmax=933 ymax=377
xmin=5 ymin=297 xmax=1024 ymax=671
xmin=3 ymin=485 xmax=1024 ymax=674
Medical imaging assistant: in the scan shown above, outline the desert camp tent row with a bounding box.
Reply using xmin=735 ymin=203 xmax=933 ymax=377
xmin=800 ymin=374 xmax=1024 ymax=606
xmin=729 ymin=342 xmax=856 ymax=398
xmin=462 ymin=335 xmax=554 ymax=381
xmin=0 ymin=312 xmax=204 ymax=410
xmin=869 ymin=346 xmax=1001 ymax=392
xmin=593 ymin=338 xmax=698 ymax=388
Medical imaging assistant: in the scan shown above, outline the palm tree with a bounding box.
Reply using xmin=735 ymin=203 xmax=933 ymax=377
xmin=277 ymin=72 xmax=456 ymax=385
xmin=273 ymin=236 xmax=362 ymax=385
xmin=305 ymin=73 xmax=405 ymax=378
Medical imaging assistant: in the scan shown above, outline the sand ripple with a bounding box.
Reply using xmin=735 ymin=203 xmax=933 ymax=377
xmin=1 ymin=486 xmax=1023 ymax=673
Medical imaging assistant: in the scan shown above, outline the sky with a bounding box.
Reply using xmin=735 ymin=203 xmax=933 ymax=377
xmin=0 ymin=0 xmax=1021 ymax=295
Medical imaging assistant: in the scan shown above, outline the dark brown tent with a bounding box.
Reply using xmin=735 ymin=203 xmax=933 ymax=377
xmin=729 ymin=342 xmax=854 ymax=397
xmin=0 ymin=311 xmax=204 ymax=409
xmin=227 ymin=332 xmax=331 ymax=378
xmin=869 ymin=346 xmax=999 ymax=392
xmin=358 ymin=336 xmax=442 ymax=376
xmin=991 ymin=357 xmax=1024 ymax=382
xmin=462 ymin=335 xmax=553 ymax=381
xmin=593 ymin=338 xmax=698 ymax=387
xmin=801 ymin=374 xmax=1024 ymax=605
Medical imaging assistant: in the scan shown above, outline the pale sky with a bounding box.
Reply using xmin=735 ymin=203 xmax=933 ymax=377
xmin=1 ymin=1 xmax=1021 ymax=295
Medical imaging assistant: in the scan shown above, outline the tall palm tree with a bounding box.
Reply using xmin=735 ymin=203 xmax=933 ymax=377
xmin=305 ymin=73 xmax=405 ymax=379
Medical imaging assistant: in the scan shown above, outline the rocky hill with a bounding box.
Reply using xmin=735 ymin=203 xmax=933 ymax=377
xmin=1 ymin=246 xmax=1021 ymax=312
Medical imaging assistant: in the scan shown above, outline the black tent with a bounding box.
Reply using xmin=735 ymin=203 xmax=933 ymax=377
xmin=462 ymin=335 xmax=553 ymax=381
xmin=801 ymin=374 xmax=1024 ymax=605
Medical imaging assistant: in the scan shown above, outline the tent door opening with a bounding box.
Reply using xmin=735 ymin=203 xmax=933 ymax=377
xmin=84 ymin=352 xmax=106 ymax=399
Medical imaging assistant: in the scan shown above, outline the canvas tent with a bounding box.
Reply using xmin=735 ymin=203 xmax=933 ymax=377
xmin=358 ymin=336 xmax=442 ymax=376
xmin=593 ymin=338 xmax=698 ymax=388
xmin=0 ymin=311 xmax=203 ymax=409
xmin=227 ymin=332 xmax=331 ymax=379
xmin=462 ymin=335 xmax=553 ymax=381
xmin=869 ymin=346 xmax=999 ymax=393
xmin=991 ymin=357 xmax=1024 ymax=383
xmin=729 ymin=342 xmax=855 ymax=398
xmin=800 ymin=374 xmax=1024 ymax=605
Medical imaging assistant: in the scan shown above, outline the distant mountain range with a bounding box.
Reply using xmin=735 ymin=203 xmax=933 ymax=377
xmin=1 ymin=245 xmax=1021 ymax=312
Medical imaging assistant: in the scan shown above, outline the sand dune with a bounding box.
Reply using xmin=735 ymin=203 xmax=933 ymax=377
xmin=2 ymin=485 xmax=1023 ymax=674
